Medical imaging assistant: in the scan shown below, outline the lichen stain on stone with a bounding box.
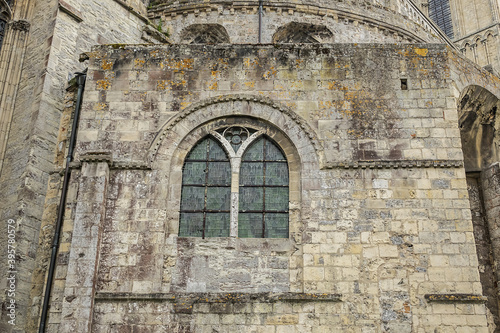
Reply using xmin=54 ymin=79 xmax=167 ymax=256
xmin=415 ymin=48 xmax=429 ymax=57
xmin=101 ymin=59 xmax=114 ymax=70
xmin=96 ymin=80 xmax=111 ymax=90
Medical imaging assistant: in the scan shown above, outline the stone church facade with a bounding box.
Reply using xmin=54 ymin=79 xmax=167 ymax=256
xmin=1 ymin=0 xmax=500 ymax=333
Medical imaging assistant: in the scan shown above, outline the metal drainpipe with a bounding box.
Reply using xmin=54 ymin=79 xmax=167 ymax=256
xmin=259 ymin=0 xmax=263 ymax=43
xmin=38 ymin=71 xmax=87 ymax=333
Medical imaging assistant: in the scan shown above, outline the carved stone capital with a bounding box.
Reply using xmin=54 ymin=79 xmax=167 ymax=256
xmin=8 ymin=19 xmax=30 ymax=32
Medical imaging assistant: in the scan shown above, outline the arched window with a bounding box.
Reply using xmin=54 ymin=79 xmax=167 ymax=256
xmin=179 ymin=24 xmax=230 ymax=44
xmin=273 ymin=22 xmax=334 ymax=44
xmin=179 ymin=137 xmax=231 ymax=238
xmin=179 ymin=127 xmax=289 ymax=238
xmin=239 ymin=137 xmax=289 ymax=238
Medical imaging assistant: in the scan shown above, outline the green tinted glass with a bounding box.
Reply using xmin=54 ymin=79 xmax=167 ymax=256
xmin=239 ymin=187 xmax=264 ymax=211
xmin=238 ymin=213 xmax=263 ymax=238
xmin=180 ymin=186 xmax=205 ymax=211
xmin=265 ymin=142 xmax=285 ymax=161
xmin=242 ymin=137 xmax=264 ymax=161
xmin=265 ymin=213 xmax=288 ymax=238
xmin=186 ymin=139 xmax=208 ymax=160
xmin=265 ymin=162 xmax=288 ymax=186
xmin=179 ymin=213 xmax=204 ymax=237
xmin=207 ymin=187 xmax=231 ymax=211
xmin=208 ymin=138 xmax=228 ymax=161
xmin=205 ymin=213 xmax=230 ymax=237
xmin=240 ymin=163 xmax=264 ymax=185
xmin=182 ymin=162 xmax=206 ymax=185
xmin=265 ymin=187 xmax=289 ymax=211
xmin=207 ymin=162 xmax=231 ymax=185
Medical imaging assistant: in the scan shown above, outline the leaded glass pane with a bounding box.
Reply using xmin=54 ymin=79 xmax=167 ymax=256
xmin=265 ymin=162 xmax=289 ymax=186
xmin=265 ymin=187 xmax=289 ymax=211
xmin=207 ymin=187 xmax=231 ymax=211
xmin=265 ymin=213 xmax=288 ymax=238
xmin=182 ymin=162 xmax=206 ymax=184
xmin=239 ymin=187 xmax=264 ymax=211
xmin=180 ymin=136 xmax=230 ymax=238
xmin=186 ymin=139 xmax=208 ymax=160
xmin=207 ymin=162 xmax=231 ymax=185
xmin=238 ymin=213 xmax=263 ymax=238
xmin=240 ymin=163 xmax=264 ymax=185
xmin=242 ymin=138 xmax=264 ymax=161
xmin=265 ymin=142 xmax=285 ymax=161
xmin=205 ymin=213 xmax=230 ymax=237
xmin=179 ymin=213 xmax=204 ymax=237
xmin=180 ymin=186 xmax=205 ymax=211
xmin=209 ymin=138 xmax=228 ymax=160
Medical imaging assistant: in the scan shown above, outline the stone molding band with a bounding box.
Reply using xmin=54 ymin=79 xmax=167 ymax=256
xmin=323 ymin=160 xmax=464 ymax=170
xmin=425 ymin=294 xmax=487 ymax=303
xmin=72 ymin=155 xmax=464 ymax=171
xmin=95 ymin=292 xmax=342 ymax=303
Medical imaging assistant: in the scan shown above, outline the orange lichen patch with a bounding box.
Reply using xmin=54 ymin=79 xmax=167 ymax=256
xmin=96 ymin=80 xmax=110 ymax=90
xmin=94 ymin=103 xmax=109 ymax=111
xmin=163 ymin=59 xmax=194 ymax=70
xmin=244 ymin=81 xmax=255 ymax=88
xmin=414 ymin=48 xmax=429 ymax=57
xmin=295 ymin=59 xmax=304 ymax=68
xmin=101 ymin=59 xmax=114 ymax=70
xmin=263 ymin=67 xmax=277 ymax=80
xmin=157 ymin=80 xmax=170 ymax=91
xmin=403 ymin=302 xmax=411 ymax=313
xmin=211 ymin=58 xmax=229 ymax=71
xmin=180 ymin=102 xmax=191 ymax=110
xmin=327 ymin=81 xmax=348 ymax=91
xmin=244 ymin=58 xmax=259 ymax=68
xmin=134 ymin=59 xmax=146 ymax=69
xmin=209 ymin=81 xmax=218 ymax=90
xmin=211 ymin=70 xmax=219 ymax=79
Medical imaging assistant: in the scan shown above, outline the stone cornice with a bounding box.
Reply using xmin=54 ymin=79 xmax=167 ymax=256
xmin=425 ymin=294 xmax=487 ymax=303
xmin=323 ymin=160 xmax=464 ymax=170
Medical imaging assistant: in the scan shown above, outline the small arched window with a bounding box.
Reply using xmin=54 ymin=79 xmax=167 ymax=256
xmin=179 ymin=127 xmax=289 ymax=238
xmin=273 ymin=22 xmax=333 ymax=44
xmin=179 ymin=24 xmax=230 ymax=44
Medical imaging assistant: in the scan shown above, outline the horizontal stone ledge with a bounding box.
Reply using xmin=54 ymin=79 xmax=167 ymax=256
xmin=95 ymin=292 xmax=342 ymax=303
xmin=323 ymin=159 xmax=464 ymax=170
xmin=425 ymin=294 xmax=487 ymax=303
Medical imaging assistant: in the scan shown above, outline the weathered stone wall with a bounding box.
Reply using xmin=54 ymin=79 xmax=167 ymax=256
xmin=0 ymin=0 xmax=149 ymax=332
xmin=148 ymin=0 xmax=443 ymax=44
xmin=44 ymin=43 xmax=497 ymax=331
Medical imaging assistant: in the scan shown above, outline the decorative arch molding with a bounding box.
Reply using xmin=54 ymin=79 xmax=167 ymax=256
xmin=148 ymin=94 xmax=323 ymax=166
xmin=179 ymin=23 xmax=230 ymax=44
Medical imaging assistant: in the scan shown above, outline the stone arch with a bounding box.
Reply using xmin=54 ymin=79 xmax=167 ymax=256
xmin=272 ymin=22 xmax=334 ymax=43
xmin=149 ymin=94 xmax=322 ymax=167
xmin=179 ymin=24 xmax=230 ymax=44
xmin=458 ymin=84 xmax=500 ymax=328
xmin=459 ymin=85 xmax=499 ymax=171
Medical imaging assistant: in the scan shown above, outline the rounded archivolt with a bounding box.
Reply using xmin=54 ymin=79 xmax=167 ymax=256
xmin=273 ymin=22 xmax=334 ymax=44
xmin=179 ymin=24 xmax=230 ymax=44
